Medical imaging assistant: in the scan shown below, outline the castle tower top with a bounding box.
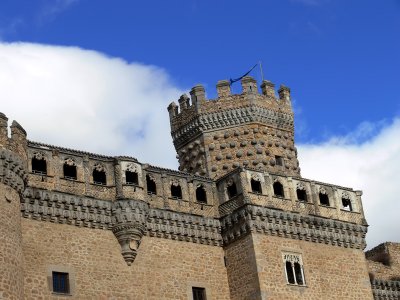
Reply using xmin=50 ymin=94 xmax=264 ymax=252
xmin=168 ymin=76 xmax=299 ymax=179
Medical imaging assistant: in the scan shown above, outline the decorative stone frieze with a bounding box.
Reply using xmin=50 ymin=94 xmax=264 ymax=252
xmin=371 ymin=279 xmax=400 ymax=300
xmin=220 ymin=204 xmax=368 ymax=249
xmin=0 ymin=149 xmax=27 ymax=194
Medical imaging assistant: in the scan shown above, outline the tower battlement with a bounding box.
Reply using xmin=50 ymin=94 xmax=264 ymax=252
xmin=167 ymin=76 xmax=299 ymax=179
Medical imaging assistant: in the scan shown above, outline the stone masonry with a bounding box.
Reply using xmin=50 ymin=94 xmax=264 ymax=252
xmin=0 ymin=75 xmax=399 ymax=299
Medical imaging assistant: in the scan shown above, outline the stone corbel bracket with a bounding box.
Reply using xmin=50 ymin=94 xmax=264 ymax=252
xmin=111 ymin=199 xmax=149 ymax=266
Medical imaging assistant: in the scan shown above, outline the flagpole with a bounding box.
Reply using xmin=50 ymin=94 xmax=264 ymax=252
xmin=259 ymin=61 xmax=264 ymax=81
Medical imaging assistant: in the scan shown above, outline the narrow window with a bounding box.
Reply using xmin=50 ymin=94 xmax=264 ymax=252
xmin=294 ymin=262 xmax=304 ymax=285
xmin=319 ymin=193 xmax=330 ymax=206
xmin=275 ymin=155 xmax=283 ymax=166
xmin=32 ymin=157 xmax=47 ymax=175
xmin=146 ymin=175 xmax=157 ymax=195
xmin=342 ymin=198 xmax=352 ymax=211
xmin=251 ymin=179 xmax=262 ymax=194
xmin=93 ymin=169 xmax=106 ymax=185
xmin=63 ymin=164 xmax=77 ymax=180
xmin=52 ymin=272 xmax=69 ymax=294
xmin=296 ymin=189 xmax=307 ymax=201
xmin=192 ymin=287 xmax=206 ymax=300
xmin=285 ymin=261 xmax=295 ymax=284
xmin=196 ymin=185 xmax=207 ymax=203
xmin=227 ymin=182 xmax=238 ymax=199
xmin=171 ymin=184 xmax=182 ymax=199
xmin=125 ymin=170 xmax=138 ymax=185
xmin=273 ymin=181 xmax=284 ymax=198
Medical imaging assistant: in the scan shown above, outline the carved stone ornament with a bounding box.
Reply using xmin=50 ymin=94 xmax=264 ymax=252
xmin=126 ymin=163 xmax=138 ymax=173
xmin=33 ymin=151 xmax=46 ymax=160
xmin=226 ymin=178 xmax=235 ymax=187
xmin=342 ymin=191 xmax=350 ymax=200
xmin=171 ymin=179 xmax=180 ymax=187
xmin=112 ymin=223 xmax=145 ymax=266
xmin=64 ymin=157 xmax=76 ymax=166
xmin=296 ymin=182 xmax=305 ymax=190
xmin=251 ymin=173 xmax=261 ymax=182
xmin=319 ymin=187 xmax=327 ymax=194
xmin=93 ymin=163 xmax=105 ymax=172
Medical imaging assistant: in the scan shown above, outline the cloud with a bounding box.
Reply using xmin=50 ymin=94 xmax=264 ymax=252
xmin=0 ymin=42 xmax=184 ymax=168
xmin=298 ymin=119 xmax=400 ymax=249
xmin=36 ymin=0 xmax=79 ymax=25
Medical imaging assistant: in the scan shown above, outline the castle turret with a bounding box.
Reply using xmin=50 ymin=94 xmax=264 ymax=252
xmin=0 ymin=113 xmax=27 ymax=299
xmin=168 ymin=76 xmax=299 ymax=179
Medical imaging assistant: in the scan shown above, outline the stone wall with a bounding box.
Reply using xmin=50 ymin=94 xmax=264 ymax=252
xmin=22 ymin=218 xmax=231 ymax=300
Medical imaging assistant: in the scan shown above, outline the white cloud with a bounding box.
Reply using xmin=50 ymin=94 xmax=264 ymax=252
xmin=298 ymin=119 xmax=400 ymax=249
xmin=1 ymin=41 xmax=398 ymax=250
xmin=0 ymin=42 xmax=183 ymax=168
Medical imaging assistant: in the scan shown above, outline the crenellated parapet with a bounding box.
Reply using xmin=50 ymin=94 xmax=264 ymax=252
xmin=370 ymin=279 xmax=400 ymax=299
xmin=167 ymin=77 xmax=299 ymax=179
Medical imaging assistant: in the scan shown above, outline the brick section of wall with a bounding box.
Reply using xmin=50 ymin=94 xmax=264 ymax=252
xmin=0 ymin=184 xmax=24 ymax=300
xmin=252 ymin=234 xmax=374 ymax=300
xmin=22 ymin=218 xmax=231 ymax=300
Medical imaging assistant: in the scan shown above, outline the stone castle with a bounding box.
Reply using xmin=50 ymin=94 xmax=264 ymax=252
xmin=0 ymin=75 xmax=399 ymax=299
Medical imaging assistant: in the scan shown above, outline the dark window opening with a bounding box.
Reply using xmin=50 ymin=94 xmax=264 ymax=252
xmin=52 ymin=272 xmax=69 ymax=294
xmin=63 ymin=164 xmax=77 ymax=180
xmin=93 ymin=169 xmax=106 ymax=185
xmin=125 ymin=170 xmax=138 ymax=185
xmin=196 ymin=186 xmax=207 ymax=203
xmin=192 ymin=287 xmax=206 ymax=300
xmin=285 ymin=261 xmax=295 ymax=284
xmin=251 ymin=179 xmax=262 ymax=194
xmin=319 ymin=193 xmax=330 ymax=206
xmin=32 ymin=157 xmax=47 ymax=175
xmin=275 ymin=155 xmax=283 ymax=166
xmin=227 ymin=183 xmax=238 ymax=199
xmin=171 ymin=185 xmax=182 ymax=199
xmin=294 ymin=262 xmax=304 ymax=285
xmin=342 ymin=198 xmax=352 ymax=211
xmin=273 ymin=182 xmax=284 ymax=198
xmin=296 ymin=189 xmax=307 ymax=202
xmin=146 ymin=175 xmax=157 ymax=195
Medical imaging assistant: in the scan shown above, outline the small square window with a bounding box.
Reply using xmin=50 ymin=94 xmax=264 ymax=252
xmin=52 ymin=272 xmax=69 ymax=294
xmin=192 ymin=287 xmax=206 ymax=300
xmin=275 ymin=156 xmax=283 ymax=166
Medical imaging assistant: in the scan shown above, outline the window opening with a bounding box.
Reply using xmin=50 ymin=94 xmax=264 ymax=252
xmin=294 ymin=263 xmax=304 ymax=285
xmin=285 ymin=261 xmax=295 ymax=284
xmin=275 ymin=155 xmax=283 ymax=166
xmin=192 ymin=287 xmax=206 ymax=300
xmin=283 ymin=253 xmax=306 ymax=286
xmin=319 ymin=193 xmax=330 ymax=206
xmin=196 ymin=185 xmax=207 ymax=203
xmin=93 ymin=169 xmax=106 ymax=185
xmin=273 ymin=181 xmax=284 ymax=198
xmin=32 ymin=157 xmax=47 ymax=175
xmin=63 ymin=164 xmax=77 ymax=180
xmin=171 ymin=184 xmax=182 ymax=199
xmin=52 ymin=272 xmax=69 ymax=294
xmin=296 ymin=189 xmax=307 ymax=202
xmin=146 ymin=175 xmax=157 ymax=195
xmin=342 ymin=198 xmax=352 ymax=211
xmin=251 ymin=179 xmax=262 ymax=194
xmin=227 ymin=182 xmax=238 ymax=199
xmin=125 ymin=170 xmax=138 ymax=185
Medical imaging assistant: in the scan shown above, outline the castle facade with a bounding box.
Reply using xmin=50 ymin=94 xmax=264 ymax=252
xmin=0 ymin=76 xmax=399 ymax=299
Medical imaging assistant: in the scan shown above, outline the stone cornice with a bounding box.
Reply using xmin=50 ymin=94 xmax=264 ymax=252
xmin=171 ymin=105 xmax=294 ymax=148
xmin=220 ymin=204 xmax=368 ymax=250
xmin=0 ymin=148 xmax=27 ymax=194
xmin=371 ymin=279 xmax=400 ymax=299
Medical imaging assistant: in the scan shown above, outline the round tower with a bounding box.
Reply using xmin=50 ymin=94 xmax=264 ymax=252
xmin=0 ymin=113 xmax=27 ymax=299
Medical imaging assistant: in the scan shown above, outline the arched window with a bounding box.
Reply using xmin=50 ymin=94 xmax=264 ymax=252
xmin=93 ymin=164 xmax=106 ymax=185
xmin=341 ymin=193 xmax=352 ymax=211
xmin=251 ymin=178 xmax=262 ymax=194
xmin=319 ymin=192 xmax=330 ymax=206
xmin=196 ymin=185 xmax=207 ymax=203
xmin=171 ymin=184 xmax=182 ymax=199
xmin=63 ymin=158 xmax=77 ymax=180
xmin=285 ymin=261 xmax=295 ymax=284
xmin=32 ymin=153 xmax=47 ymax=175
xmin=227 ymin=181 xmax=238 ymax=199
xmin=273 ymin=181 xmax=284 ymax=198
xmin=146 ymin=175 xmax=157 ymax=195
xmin=283 ymin=253 xmax=306 ymax=286
xmin=296 ymin=189 xmax=307 ymax=202
xmin=125 ymin=170 xmax=138 ymax=185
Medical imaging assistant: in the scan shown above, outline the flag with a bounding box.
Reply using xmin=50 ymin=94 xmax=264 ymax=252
xmin=229 ymin=63 xmax=258 ymax=85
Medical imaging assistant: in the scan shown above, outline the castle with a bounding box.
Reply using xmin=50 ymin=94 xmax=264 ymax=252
xmin=0 ymin=75 xmax=399 ymax=299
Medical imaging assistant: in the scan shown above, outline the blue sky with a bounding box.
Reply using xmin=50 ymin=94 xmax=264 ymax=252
xmin=1 ymin=0 xmax=400 ymax=143
xmin=0 ymin=0 xmax=399 ymax=248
